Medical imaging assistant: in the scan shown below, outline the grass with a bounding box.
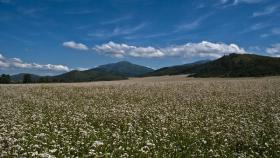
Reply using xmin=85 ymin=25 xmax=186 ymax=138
xmin=0 ymin=76 xmax=280 ymax=157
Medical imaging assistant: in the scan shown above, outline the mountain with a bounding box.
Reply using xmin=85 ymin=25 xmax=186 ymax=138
xmin=97 ymin=61 xmax=154 ymax=77
xmin=9 ymin=61 xmax=153 ymax=83
xmin=52 ymin=61 xmax=153 ymax=82
xmin=52 ymin=68 xmax=127 ymax=82
xmin=144 ymin=54 xmax=280 ymax=77
xmin=190 ymin=54 xmax=280 ymax=77
xmin=11 ymin=73 xmax=41 ymax=82
xmin=143 ymin=60 xmax=210 ymax=76
xmin=9 ymin=54 xmax=280 ymax=83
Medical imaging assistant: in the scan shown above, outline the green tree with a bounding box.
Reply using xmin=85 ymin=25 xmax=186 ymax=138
xmin=23 ymin=74 xmax=32 ymax=83
xmin=0 ymin=74 xmax=11 ymax=84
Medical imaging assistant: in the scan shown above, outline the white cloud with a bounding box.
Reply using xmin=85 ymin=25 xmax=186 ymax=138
xmin=218 ymin=0 xmax=263 ymax=7
xmin=0 ymin=0 xmax=12 ymax=4
xmin=220 ymin=0 xmax=229 ymax=4
xmin=164 ymin=41 xmax=247 ymax=58
xmin=130 ymin=47 xmax=164 ymax=58
xmin=175 ymin=14 xmax=211 ymax=32
xmin=234 ymin=0 xmax=263 ymax=5
xmin=260 ymin=28 xmax=280 ymax=37
xmin=101 ymin=15 xmax=132 ymax=25
xmin=253 ymin=5 xmax=278 ymax=17
xmin=250 ymin=23 xmax=268 ymax=31
xmin=94 ymin=41 xmax=248 ymax=59
xmin=176 ymin=20 xmax=201 ymax=32
xmin=272 ymin=28 xmax=280 ymax=35
xmin=112 ymin=23 xmax=146 ymax=36
xmin=260 ymin=33 xmax=269 ymax=38
xmin=0 ymin=54 xmax=5 ymax=59
xmin=240 ymin=23 xmax=268 ymax=34
xmin=62 ymin=41 xmax=89 ymax=51
xmin=94 ymin=41 xmax=164 ymax=58
xmin=266 ymin=43 xmax=280 ymax=57
xmin=0 ymin=53 xmax=70 ymax=72
xmin=0 ymin=60 xmax=9 ymax=67
xmin=76 ymin=67 xmax=89 ymax=71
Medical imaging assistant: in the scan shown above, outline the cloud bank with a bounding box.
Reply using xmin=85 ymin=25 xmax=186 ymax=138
xmin=63 ymin=41 xmax=89 ymax=51
xmin=164 ymin=41 xmax=247 ymax=58
xmin=0 ymin=53 xmax=70 ymax=73
xmin=94 ymin=41 xmax=247 ymax=58
xmin=266 ymin=43 xmax=280 ymax=57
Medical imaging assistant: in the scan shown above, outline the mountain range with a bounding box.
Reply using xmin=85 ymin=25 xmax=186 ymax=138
xmin=190 ymin=53 xmax=280 ymax=77
xmin=10 ymin=61 xmax=154 ymax=83
xmin=8 ymin=53 xmax=280 ymax=83
xmin=144 ymin=53 xmax=280 ymax=77
xmin=142 ymin=60 xmax=210 ymax=77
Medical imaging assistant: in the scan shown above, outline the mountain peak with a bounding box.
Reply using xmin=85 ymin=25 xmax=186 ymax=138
xmin=116 ymin=61 xmax=132 ymax=64
xmin=97 ymin=61 xmax=153 ymax=77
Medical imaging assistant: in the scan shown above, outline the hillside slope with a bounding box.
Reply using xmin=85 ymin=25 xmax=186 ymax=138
xmin=143 ymin=60 xmax=210 ymax=76
xmin=144 ymin=54 xmax=280 ymax=77
xmin=191 ymin=54 xmax=280 ymax=77
xmin=97 ymin=61 xmax=154 ymax=77
xmin=9 ymin=61 xmax=153 ymax=83
xmin=53 ymin=68 xmax=127 ymax=82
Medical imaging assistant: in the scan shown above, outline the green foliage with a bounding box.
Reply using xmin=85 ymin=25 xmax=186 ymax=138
xmin=0 ymin=74 xmax=11 ymax=84
xmin=23 ymin=74 xmax=32 ymax=83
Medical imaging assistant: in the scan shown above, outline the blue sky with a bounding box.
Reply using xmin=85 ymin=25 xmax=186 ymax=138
xmin=0 ymin=0 xmax=280 ymax=75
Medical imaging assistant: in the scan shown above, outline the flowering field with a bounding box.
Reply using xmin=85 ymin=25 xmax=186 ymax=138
xmin=1 ymin=76 xmax=280 ymax=157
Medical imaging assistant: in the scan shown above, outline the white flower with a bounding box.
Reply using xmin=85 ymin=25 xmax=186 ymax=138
xmin=49 ymin=149 xmax=57 ymax=153
xmin=93 ymin=141 xmax=104 ymax=147
xmin=38 ymin=153 xmax=55 ymax=158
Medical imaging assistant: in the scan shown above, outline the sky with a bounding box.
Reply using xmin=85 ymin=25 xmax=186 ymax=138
xmin=0 ymin=0 xmax=280 ymax=75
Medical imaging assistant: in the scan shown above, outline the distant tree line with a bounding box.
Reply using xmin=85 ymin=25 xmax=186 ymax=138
xmin=37 ymin=77 xmax=65 ymax=83
xmin=22 ymin=74 xmax=65 ymax=83
xmin=24 ymin=75 xmax=65 ymax=83
xmin=0 ymin=74 xmax=65 ymax=84
xmin=23 ymin=74 xmax=32 ymax=83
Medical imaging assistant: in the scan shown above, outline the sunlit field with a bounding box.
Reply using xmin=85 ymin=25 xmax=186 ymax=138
xmin=1 ymin=76 xmax=280 ymax=157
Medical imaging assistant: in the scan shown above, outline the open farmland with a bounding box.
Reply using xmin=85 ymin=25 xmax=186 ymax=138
xmin=1 ymin=76 xmax=280 ymax=157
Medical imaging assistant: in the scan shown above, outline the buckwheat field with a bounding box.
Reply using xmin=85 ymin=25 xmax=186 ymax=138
xmin=1 ymin=76 xmax=280 ymax=157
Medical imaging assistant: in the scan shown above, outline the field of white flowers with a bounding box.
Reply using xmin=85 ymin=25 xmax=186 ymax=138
xmin=1 ymin=76 xmax=280 ymax=157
